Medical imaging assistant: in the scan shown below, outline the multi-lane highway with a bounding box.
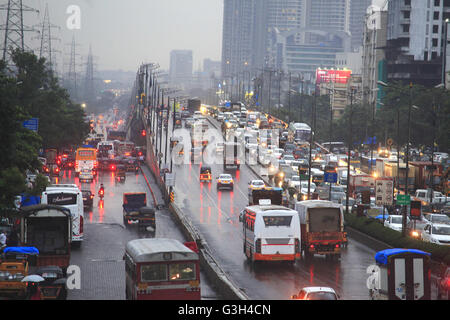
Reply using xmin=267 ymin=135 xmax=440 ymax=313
xmin=151 ymin=114 xmax=378 ymax=300
xmin=53 ymin=167 xmax=219 ymax=300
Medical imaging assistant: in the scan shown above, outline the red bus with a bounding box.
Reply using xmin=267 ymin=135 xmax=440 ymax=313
xmin=124 ymin=238 xmax=201 ymax=300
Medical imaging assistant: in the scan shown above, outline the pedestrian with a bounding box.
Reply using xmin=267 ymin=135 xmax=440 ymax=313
xmin=0 ymin=230 xmax=7 ymax=250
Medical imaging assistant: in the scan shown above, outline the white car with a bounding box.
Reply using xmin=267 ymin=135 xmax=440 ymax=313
xmin=300 ymin=181 xmax=316 ymax=195
xmin=292 ymin=287 xmax=339 ymax=300
xmin=422 ymin=223 xmax=450 ymax=245
xmin=245 ymin=141 xmax=258 ymax=151
xmin=282 ymin=155 xmax=295 ymax=166
xmin=273 ymin=148 xmax=284 ymax=159
xmin=248 ymin=180 xmax=265 ymax=193
xmin=423 ymin=213 xmax=450 ymax=225
xmin=217 ymin=113 xmax=225 ymax=121
xmin=384 ymin=215 xmax=409 ymax=232
xmin=288 ymin=176 xmax=301 ymax=189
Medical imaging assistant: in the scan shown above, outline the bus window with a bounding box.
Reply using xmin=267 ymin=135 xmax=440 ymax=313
xmin=141 ymin=264 xmax=167 ymax=282
xmin=263 ymin=216 xmax=292 ymax=227
xmin=169 ymin=263 xmax=196 ymax=281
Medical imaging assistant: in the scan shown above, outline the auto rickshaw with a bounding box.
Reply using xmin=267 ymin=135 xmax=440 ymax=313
xmin=125 ymin=158 xmax=139 ymax=173
xmin=0 ymin=247 xmax=39 ymax=299
xmin=116 ymin=165 xmax=126 ymax=183
xmin=34 ymin=266 xmax=67 ymax=300
xmin=200 ymin=166 xmax=212 ymax=182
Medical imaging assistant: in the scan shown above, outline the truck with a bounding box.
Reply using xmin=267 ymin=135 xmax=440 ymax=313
xmin=384 ymin=162 xmax=416 ymax=193
xmin=294 ymin=200 xmax=345 ymax=260
xmin=223 ymin=141 xmax=241 ymax=170
xmin=249 ymin=187 xmax=284 ymax=206
xmin=187 ymin=98 xmax=201 ymax=115
xmin=410 ymin=161 xmax=443 ymax=190
xmin=19 ymin=204 xmax=72 ymax=273
xmin=414 ymin=189 xmax=447 ymax=205
xmin=349 ymin=174 xmax=375 ymax=198
xmin=122 ymin=193 xmax=156 ymax=231
xmin=44 ymin=148 xmax=58 ymax=165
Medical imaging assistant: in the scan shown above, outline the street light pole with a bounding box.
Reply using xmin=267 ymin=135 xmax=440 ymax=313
xmin=307 ymin=89 xmax=317 ymax=199
xmin=442 ymin=19 xmax=449 ymax=87
xmin=402 ymin=82 xmax=413 ymax=237
xmin=288 ymin=72 xmax=292 ymax=123
xmin=346 ymin=88 xmax=354 ymax=215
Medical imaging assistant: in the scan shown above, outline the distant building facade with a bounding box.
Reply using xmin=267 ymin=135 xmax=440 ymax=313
xmin=169 ymin=50 xmax=193 ymax=88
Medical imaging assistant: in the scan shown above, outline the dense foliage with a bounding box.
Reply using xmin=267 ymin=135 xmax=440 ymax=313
xmin=0 ymin=50 xmax=89 ymax=211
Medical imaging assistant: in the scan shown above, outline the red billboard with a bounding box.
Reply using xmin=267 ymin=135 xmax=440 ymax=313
xmin=316 ymin=69 xmax=352 ymax=85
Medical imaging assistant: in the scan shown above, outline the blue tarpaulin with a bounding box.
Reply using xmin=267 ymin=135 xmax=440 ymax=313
xmin=3 ymin=247 xmax=39 ymax=255
xmin=375 ymin=249 xmax=431 ymax=265
xmin=20 ymin=195 xmax=41 ymax=207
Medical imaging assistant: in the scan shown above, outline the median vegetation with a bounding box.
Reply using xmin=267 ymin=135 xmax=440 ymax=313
xmin=344 ymin=212 xmax=450 ymax=264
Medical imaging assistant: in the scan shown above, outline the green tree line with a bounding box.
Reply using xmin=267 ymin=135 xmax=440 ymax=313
xmin=0 ymin=50 xmax=89 ymax=212
xmin=267 ymin=83 xmax=449 ymax=153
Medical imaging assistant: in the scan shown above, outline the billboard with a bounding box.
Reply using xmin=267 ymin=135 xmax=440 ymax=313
xmin=315 ymin=69 xmax=352 ymax=85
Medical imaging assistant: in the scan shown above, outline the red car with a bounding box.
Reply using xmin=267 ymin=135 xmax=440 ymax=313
xmin=438 ymin=266 xmax=450 ymax=300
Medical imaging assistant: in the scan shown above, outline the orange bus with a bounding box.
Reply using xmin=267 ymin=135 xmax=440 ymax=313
xmin=75 ymin=147 xmax=97 ymax=174
xmin=124 ymin=238 xmax=201 ymax=300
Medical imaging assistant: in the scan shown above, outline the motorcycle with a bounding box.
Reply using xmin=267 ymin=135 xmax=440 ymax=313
xmin=98 ymin=188 xmax=105 ymax=199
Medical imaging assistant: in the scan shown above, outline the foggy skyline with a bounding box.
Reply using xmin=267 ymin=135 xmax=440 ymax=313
xmin=0 ymin=0 xmax=223 ymax=72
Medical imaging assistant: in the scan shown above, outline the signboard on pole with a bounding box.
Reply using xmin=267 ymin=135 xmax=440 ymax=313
xmin=22 ymin=118 xmax=39 ymax=132
xmin=165 ymin=173 xmax=176 ymax=187
xmin=324 ymin=172 xmax=338 ymax=183
xmin=375 ymin=177 xmax=394 ymax=206
xmin=396 ymin=194 xmax=411 ymax=206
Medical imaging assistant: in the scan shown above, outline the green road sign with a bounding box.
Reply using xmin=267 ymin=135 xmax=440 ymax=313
xmin=397 ymin=194 xmax=411 ymax=205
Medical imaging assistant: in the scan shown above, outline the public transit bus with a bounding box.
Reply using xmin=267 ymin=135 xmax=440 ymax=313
xmin=241 ymin=205 xmax=301 ymax=262
xmin=75 ymin=147 xmax=97 ymax=174
xmin=97 ymin=141 xmax=115 ymax=159
xmin=288 ymin=122 xmax=312 ymax=144
xmin=124 ymin=238 xmax=201 ymax=300
xmin=118 ymin=141 xmax=135 ymax=157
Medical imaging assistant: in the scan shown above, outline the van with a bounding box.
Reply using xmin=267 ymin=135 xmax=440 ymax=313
xmin=41 ymin=185 xmax=84 ymax=246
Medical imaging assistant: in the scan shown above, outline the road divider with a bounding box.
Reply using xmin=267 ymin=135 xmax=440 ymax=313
xmin=140 ymin=121 xmax=249 ymax=300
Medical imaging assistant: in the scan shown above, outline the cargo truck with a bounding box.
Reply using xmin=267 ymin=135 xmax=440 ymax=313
xmin=294 ymin=200 xmax=345 ymax=260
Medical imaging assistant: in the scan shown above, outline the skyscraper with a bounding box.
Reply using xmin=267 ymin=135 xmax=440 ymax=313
xmin=169 ymin=50 xmax=193 ymax=87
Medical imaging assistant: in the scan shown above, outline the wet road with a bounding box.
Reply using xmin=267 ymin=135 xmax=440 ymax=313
xmin=151 ymin=115 xmax=378 ymax=300
xmin=53 ymin=168 xmax=219 ymax=300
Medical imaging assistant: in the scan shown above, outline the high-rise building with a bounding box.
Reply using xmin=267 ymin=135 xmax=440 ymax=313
xmin=169 ymin=50 xmax=193 ymax=87
xmin=221 ymin=0 xmax=255 ymax=78
xmin=350 ymin=0 xmax=373 ymax=50
xmin=385 ymin=0 xmax=450 ymax=87
xmin=362 ymin=6 xmax=387 ymax=109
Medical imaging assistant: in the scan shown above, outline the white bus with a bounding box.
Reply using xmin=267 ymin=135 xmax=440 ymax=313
xmin=41 ymin=184 xmax=84 ymax=246
xmin=288 ymin=122 xmax=312 ymax=144
xmin=97 ymin=141 xmax=115 ymax=159
xmin=240 ymin=204 xmax=301 ymax=262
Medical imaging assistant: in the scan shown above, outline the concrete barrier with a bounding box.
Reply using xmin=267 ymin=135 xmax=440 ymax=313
xmin=140 ymin=125 xmax=249 ymax=300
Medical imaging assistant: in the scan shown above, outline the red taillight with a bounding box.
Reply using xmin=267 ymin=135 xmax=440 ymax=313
xmin=56 ymin=168 xmax=59 ymax=173
xmin=335 ymin=244 xmax=340 ymax=248
xmin=138 ymin=152 xmax=142 ymax=156
xmin=255 ymin=239 xmax=261 ymax=253
xmin=100 ymin=190 xmax=104 ymax=195
xmin=90 ymin=195 xmax=94 ymax=199
xmin=310 ymin=244 xmax=315 ymax=249
xmin=110 ymin=165 xmax=115 ymax=170
xmin=69 ymin=162 xmax=73 ymax=166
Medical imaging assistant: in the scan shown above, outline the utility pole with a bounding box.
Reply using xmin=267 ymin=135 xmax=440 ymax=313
xmin=402 ymin=82 xmax=413 ymax=237
xmin=288 ymin=72 xmax=291 ymax=123
xmin=307 ymin=89 xmax=317 ymax=199
xmin=83 ymin=45 xmax=95 ymax=104
xmin=36 ymin=3 xmax=60 ymax=74
xmin=346 ymin=88 xmax=355 ymax=215
xmin=300 ymin=76 xmax=304 ymax=123
xmin=0 ymin=0 xmax=39 ymax=63
xmin=65 ymin=35 xmax=81 ymax=101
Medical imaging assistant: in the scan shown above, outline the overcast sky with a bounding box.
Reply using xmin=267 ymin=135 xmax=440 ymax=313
xmin=7 ymin=0 xmax=223 ymax=72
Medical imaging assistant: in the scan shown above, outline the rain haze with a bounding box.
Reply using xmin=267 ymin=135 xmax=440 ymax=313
xmin=7 ymin=0 xmax=223 ymax=72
